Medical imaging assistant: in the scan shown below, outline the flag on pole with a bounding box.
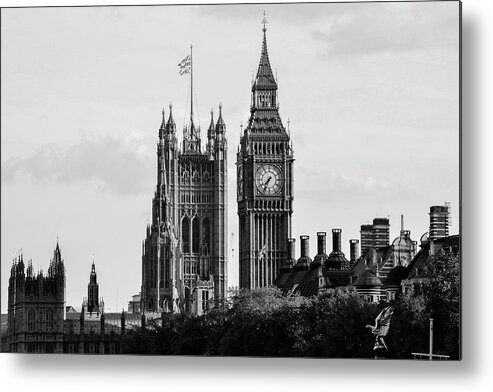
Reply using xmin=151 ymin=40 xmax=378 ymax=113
xmin=178 ymin=54 xmax=191 ymax=75
xmin=258 ymin=243 xmax=267 ymax=261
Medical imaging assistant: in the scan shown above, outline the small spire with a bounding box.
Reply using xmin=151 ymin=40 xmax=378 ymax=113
xmin=216 ymin=103 xmax=225 ymax=127
xmin=208 ymin=108 xmax=214 ymax=130
xmin=262 ymin=11 xmax=268 ymax=33
xmin=160 ymin=107 xmax=166 ymax=129
xmin=167 ymin=102 xmax=175 ymax=126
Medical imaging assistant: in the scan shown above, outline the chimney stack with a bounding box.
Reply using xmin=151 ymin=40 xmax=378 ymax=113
xmin=332 ymin=229 xmax=342 ymax=252
xmin=349 ymin=239 xmax=359 ymax=264
xmin=317 ymin=232 xmax=327 ymax=255
xmin=300 ymin=235 xmax=309 ymax=257
xmin=287 ymin=238 xmax=296 ymax=261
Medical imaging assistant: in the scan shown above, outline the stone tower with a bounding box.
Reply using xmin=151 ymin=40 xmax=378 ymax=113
xmin=237 ymin=17 xmax=294 ymax=289
xmin=141 ymin=101 xmax=228 ymax=315
xmin=87 ymin=261 xmax=99 ymax=313
xmin=7 ymin=242 xmax=65 ymax=353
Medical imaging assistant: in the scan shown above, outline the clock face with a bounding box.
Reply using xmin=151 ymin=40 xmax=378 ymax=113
xmin=256 ymin=164 xmax=283 ymax=196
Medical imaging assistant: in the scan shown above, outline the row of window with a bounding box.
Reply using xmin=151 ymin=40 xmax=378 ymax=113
xmin=27 ymin=309 xmax=54 ymax=332
xmin=252 ymin=142 xmax=285 ymax=156
xmin=180 ymin=170 xmax=211 ymax=183
xmin=182 ymin=217 xmax=211 ymax=254
xmin=180 ymin=192 xmax=213 ymax=204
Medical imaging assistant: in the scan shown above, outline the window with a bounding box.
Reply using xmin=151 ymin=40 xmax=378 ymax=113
xmin=192 ymin=217 xmax=200 ymax=254
xmin=46 ymin=310 xmax=54 ymax=332
xmin=182 ymin=217 xmax=190 ymax=253
xmin=202 ymin=218 xmax=210 ymax=255
xmin=28 ymin=310 xmax=35 ymax=332
xmin=201 ymin=291 xmax=209 ymax=312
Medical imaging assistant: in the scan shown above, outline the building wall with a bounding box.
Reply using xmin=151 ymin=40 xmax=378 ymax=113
xmin=7 ymin=248 xmax=65 ymax=354
xmin=142 ymin=107 xmax=228 ymax=315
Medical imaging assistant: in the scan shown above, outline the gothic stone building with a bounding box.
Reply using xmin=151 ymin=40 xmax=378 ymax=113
xmin=7 ymin=243 xmax=65 ymax=353
xmin=237 ymin=20 xmax=294 ymax=289
xmin=141 ymin=103 xmax=228 ymax=315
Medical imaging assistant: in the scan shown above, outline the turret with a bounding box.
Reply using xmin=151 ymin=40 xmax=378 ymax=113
xmin=214 ymin=103 xmax=227 ymax=156
xmin=159 ymin=107 xmax=166 ymax=140
xmin=87 ymin=260 xmax=99 ymax=313
xmin=206 ymin=109 xmax=215 ymax=158
xmin=120 ymin=310 xmax=126 ymax=335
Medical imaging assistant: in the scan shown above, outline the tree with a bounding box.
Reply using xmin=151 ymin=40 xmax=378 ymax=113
xmin=387 ymin=249 xmax=460 ymax=359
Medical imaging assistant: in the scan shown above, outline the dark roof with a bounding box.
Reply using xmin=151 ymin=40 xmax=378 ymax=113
xmin=352 ymin=269 xmax=382 ymax=287
xmin=351 ymin=246 xmax=392 ymax=276
xmin=294 ymin=256 xmax=311 ymax=270
xmin=405 ymin=234 xmax=460 ymax=280
xmin=325 ymin=251 xmax=350 ymax=270
xmin=274 ymin=264 xmax=353 ymax=297
xmin=384 ymin=265 xmax=410 ymax=285
xmin=433 ymin=234 xmax=460 ymax=252
xmin=312 ymin=253 xmax=328 ymax=267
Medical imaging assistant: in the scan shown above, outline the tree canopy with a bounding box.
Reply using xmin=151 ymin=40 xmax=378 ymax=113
xmin=121 ymin=250 xmax=460 ymax=359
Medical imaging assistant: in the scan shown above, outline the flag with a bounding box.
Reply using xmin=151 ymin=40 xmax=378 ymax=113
xmin=178 ymin=54 xmax=191 ymax=75
xmin=258 ymin=243 xmax=267 ymax=261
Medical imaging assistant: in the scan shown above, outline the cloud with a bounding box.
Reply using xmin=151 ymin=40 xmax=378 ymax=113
xmin=311 ymin=2 xmax=458 ymax=58
xmin=193 ymin=3 xmax=340 ymax=24
xmin=296 ymin=167 xmax=414 ymax=204
xmin=2 ymin=130 xmax=154 ymax=195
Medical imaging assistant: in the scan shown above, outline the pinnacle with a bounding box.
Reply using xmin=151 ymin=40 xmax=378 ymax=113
xmin=254 ymin=20 xmax=277 ymax=90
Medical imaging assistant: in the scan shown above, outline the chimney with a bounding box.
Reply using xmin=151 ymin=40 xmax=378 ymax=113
xmin=332 ymin=229 xmax=342 ymax=252
xmin=281 ymin=238 xmax=296 ymax=273
xmin=350 ymin=239 xmax=359 ymax=263
xmin=317 ymin=232 xmax=327 ymax=255
xmin=287 ymin=238 xmax=296 ymax=261
xmin=300 ymin=235 xmax=309 ymax=258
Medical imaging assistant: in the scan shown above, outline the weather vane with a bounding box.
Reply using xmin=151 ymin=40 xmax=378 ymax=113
xmin=262 ymin=11 xmax=268 ymax=32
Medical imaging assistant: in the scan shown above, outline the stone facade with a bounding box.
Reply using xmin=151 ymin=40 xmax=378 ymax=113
xmin=141 ymin=102 xmax=228 ymax=315
xmin=7 ymin=243 xmax=65 ymax=353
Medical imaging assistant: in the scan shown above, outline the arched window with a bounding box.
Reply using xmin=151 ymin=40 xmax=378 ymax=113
xmin=192 ymin=217 xmax=200 ymax=254
xmin=202 ymin=218 xmax=211 ymax=254
xmin=182 ymin=216 xmax=190 ymax=253
xmin=28 ymin=310 xmax=35 ymax=332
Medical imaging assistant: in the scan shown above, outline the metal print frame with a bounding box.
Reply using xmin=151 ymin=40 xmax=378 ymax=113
xmin=1 ymin=1 xmax=461 ymax=359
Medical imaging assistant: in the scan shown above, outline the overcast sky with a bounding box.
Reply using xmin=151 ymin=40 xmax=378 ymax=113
xmin=1 ymin=2 xmax=459 ymax=313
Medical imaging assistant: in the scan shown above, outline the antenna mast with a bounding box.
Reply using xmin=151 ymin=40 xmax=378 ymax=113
xmin=190 ymin=44 xmax=193 ymax=124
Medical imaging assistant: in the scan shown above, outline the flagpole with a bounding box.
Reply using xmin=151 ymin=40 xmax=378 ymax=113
xmin=190 ymin=44 xmax=193 ymax=124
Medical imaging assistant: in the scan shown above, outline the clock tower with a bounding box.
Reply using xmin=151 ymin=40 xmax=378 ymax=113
xmin=237 ymin=16 xmax=294 ymax=289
